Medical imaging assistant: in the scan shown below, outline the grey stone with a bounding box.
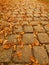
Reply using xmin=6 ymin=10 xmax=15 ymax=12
xmin=34 ymin=25 xmax=45 ymax=32
xmin=13 ymin=25 xmax=23 ymax=33
xmin=45 ymin=45 xmax=49 ymax=54
xmin=33 ymin=46 xmax=49 ymax=65
xmin=0 ymin=46 xmax=12 ymax=62
xmin=37 ymin=33 xmax=49 ymax=44
xmin=6 ymin=34 xmax=17 ymax=42
xmin=13 ymin=45 xmax=32 ymax=63
xmin=44 ymin=25 xmax=49 ymax=32
xmin=24 ymin=25 xmax=33 ymax=32
xmin=23 ymin=34 xmax=38 ymax=44
xmin=41 ymin=21 xmax=49 ymax=25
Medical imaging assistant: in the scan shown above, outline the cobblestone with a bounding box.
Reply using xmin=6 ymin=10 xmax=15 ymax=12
xmin=45 ymin=45 xmax=49 ymax=54
xmin=0 ymin=0 xmax=49 ymax=65
xmin=13 ymin=45 xmax=32 ymax=63
xmin=44 ymin=25 xmax=49 ymax=32
xmin=33 ymin=46 xmax=49 ymax=65
xmin=0 ymin=46 xmax=12 ymax=62
xmin=24 ymin=25 xmax=33 ymax=33
xmin=34 ymin=25 xmax=45 ymax=33
xmin=23 ymin=34 xmax=37 ymax=44
xmin=13 ymin=25 xmax=23 ymax=33
xmin=37 ymin=33 xmax=49 ymax=44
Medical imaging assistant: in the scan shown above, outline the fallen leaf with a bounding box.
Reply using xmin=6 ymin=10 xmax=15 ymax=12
xmin=30 ymin=56 xmax=35 ymax=62
xmin=46 ymin=24 xmax=49 ymax=27
xmin=0 ymin=38 xmax=3 ymax=45
xmin=17 ymin=51 xmax=22 ymax=59
xmin=32 ymin=41 xmax=39 ymax=46
xmin=15 ymin=25 xmax=18 ymax=29
xmin=20 ymin=44 xmax=24 ymax=49
xmin=13 ymin=45 xmax=16 ymax=51
xmin=3 ymin=40 xmax=8 ymax=45
xmin=33 ymin=31 xmax=38 ymax=35
xmin=47 ymin=32 xmax=49 ymax=34
xmin=16 ymin=35 xmax=21 ymax=39
xmin=20 ymin=32 xmax=24 ymax=35
xmin=3 ymin=43 xmax=11 ymax=49
xmin=29 ymin=44 xmax=32 ymax=48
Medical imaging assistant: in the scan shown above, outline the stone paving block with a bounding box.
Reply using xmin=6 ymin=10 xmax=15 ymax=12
xmin=6 ymin=34 xmax=17 ymax=42
xmin=0 ymin=46 xmax=12 ymax=62
xmin=41 ymin=21 xmax=49 ymax=25
xmin=45 ymin=45 xmax=49 ymax=54
xmin=13 ymin=45 xmax=32 ymax=63
xmin=33 ymin=46 xmax=49 ymax=65
xmin=34 ymin=25 xmax=45 ymax=32
xmin=44 ymin=25 xmax=49 ymax=32
xmin=40 ymin=17 xmax=48 ymax=21
xmin=37 ymin=33 xmax=49 ymax=44
xmin=21 ymin=21 xmax=29 ymax=26
xmin=29 ymin=21 xmax=41 ymax=26
xmin=27 ymin=13 xmax=33 ymax=17
xmin=26 ymin=17 xmax=32 ymax=21
xmin=34 ymin=10 xmax=41 ymax=14
xmin=23 ymin=34 xmax=38 ymax=44
xmin=34 ymin=17 xmax=40 ymax=21
xmin=34 ymin=13 xmax=40 ymax=17
xmin=13 ymin=25 xmax=23 ymax=33
xmin=41 ymin=13 xmax=47 ymax=17
xmin=24 ymin=25 xmax=33 ymax=32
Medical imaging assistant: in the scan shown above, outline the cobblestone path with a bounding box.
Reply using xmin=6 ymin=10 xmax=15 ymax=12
xmin=0 ymin=0 xmax=49 ymax=65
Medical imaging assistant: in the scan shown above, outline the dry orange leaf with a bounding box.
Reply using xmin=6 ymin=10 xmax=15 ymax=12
xmin=17 ymin=51 xmax=22 ymax=59
xmin=16 ymin=35 xmax=21 ymax=39
xmin=47 ymin=32 xmax=49 ymax=34
xmin=0 ymin=30 xmax=4 ymax=35
xmin=13 ymin=45 xmax=16 ymax=51
xmin=3 ymin=44 xmax=11 ymax=49
xmin=20 ymin=44 xmax=24 ymax=49
xmin=25 ymin=64 xmax=29 ymax=65
xmin=42 ymin=64 xmax=48 ymax=65
xmin=30 ymin=56 xmax=35 ymax=62
xmin=20 ymin=32 xmax=24 ymax=35
xmin=0 ymin=38 xmax=3 ymax=45
xmin=32 ymin=41 xmax=39 ymax=46
xmin=33 ymin=31 xmax=38 ymax=35
xmin=33 ymin=63 xmax=40 ymax=65
xmin=46 ymin=24 xmax=49 ymax=27
xmin=29 ymin=44 xmax=32 ymax=48
xmin=3 ymin=40 xmax=8 ymax=45
xmin=15 ymin=25 xmax=18 ymax=29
